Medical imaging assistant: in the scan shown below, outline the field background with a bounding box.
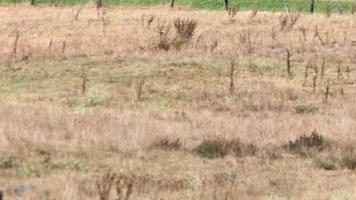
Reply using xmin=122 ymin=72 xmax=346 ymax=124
xmin=0 ymin=2 xmax=355 ymax=200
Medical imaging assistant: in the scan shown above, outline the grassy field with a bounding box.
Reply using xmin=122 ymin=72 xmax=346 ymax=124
xmin=0 ymin=4 xmax=356 ymax=200
xmin=1 ymin=0 xmax=355 ymax=13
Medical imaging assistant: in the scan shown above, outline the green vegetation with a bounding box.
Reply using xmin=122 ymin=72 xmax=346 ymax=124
xmin=0 ymin=0 xmax=354 ymax=14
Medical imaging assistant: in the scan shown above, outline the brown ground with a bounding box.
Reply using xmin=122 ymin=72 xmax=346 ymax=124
xmin=0 ymin=4 xmax=356 ymax=200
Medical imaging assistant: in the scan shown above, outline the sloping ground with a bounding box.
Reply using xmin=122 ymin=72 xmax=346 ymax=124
xmin=0 ymin=5 xmax=356 ymax=200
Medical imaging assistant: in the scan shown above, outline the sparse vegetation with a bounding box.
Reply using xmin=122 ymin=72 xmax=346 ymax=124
xmin=150 ymin=137 xmax=182 ymax=151
xmin=193 ymin=137 xmax=256 ymax=159
xmin=284 ymin=130 xmax=329 ymax=156
xmin=0 ymin=4 xmax=355 ymax=200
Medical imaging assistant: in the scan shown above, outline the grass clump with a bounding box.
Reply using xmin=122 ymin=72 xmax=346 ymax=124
xmin=314 ymin=155 xmax=338 ymax=170
xmin=193 ymin=137 xmax=256 ymax=159
xmin=0 ymin=156 xmax=19 ymax=169
xmin=150 ymin=137 xmax=182 ymax=151
xmin=294 ymin=104 xmax=318 ymax=114
xmin=315 ymin=145 xmax=356 ymax=171
xmin=284 ymin=130 xmax=329 ymax=157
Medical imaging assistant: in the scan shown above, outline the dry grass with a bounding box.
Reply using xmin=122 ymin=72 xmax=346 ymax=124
xmin=0 ymin=4 xmax=356 ymax=200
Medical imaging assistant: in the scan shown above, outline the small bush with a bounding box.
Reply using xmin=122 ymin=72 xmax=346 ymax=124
xmin=173 ymin=18 xmax=197 ymax=49
xmin=193 ymin=138 xmax=256 ymax=159
xmin=284 ymin=130 xmax=329 ymax=156
xmin=150 ymin=137 xmax=182 ymax=151
xmin=295 ymin=104 xmax=318 ymax=114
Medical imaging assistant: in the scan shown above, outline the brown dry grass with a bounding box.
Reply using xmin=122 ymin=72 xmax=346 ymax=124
xmin=0 ymin=4 xmax=356 ymax=200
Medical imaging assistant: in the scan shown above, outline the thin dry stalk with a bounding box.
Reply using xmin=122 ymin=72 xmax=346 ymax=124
xmin=286 ymin=48 xmax=292 ymax=77
xmin=345 ymin=66 xmax=351 ymax=80
xmin=312 ymin=66 xmax=318 ymax=93
xmin=155 ymin=21 xmax=171 ymax=50
xmin=48 ymin=39 xmax=53 ymax=51
xmin=135 ymin=77 xmax=145 ymax=101
xmin=313 ymin=26 xmax=325 ymax=46
xmin=6 ymin=31 xmax=21 ymax=70
xmin=303 ymin=62 xmax=310 ymax=86
xmin=320 ymin=58 xmax=326 ymax=80
xmin=337 ymin=65 xmax=343 ymax=79
xmin=101 ymin=9 xmax=108 ymax=35
xmin=299 ymin=27 xmax=307 ymax=41
xmin=229 ymin=59 xmax=236 ymax=94
xmin=62 ymin=41 xmax=66 ymax=57
xmin=324 ymin=79 xmax=331 ymax=103
xmin=81 ymin=67 xmax=89 ymax=95
xmin=11 ymin=31 xmax=20 ymax=60
xmin=271 ymin=26 xmax=277 ymax=41
xmin=73 ymin=6 xmax=85 ymax=20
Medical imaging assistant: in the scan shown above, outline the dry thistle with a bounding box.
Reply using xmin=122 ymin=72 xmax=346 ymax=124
xmin=229 ymin=59 xmax=236 ymax=94
xmin=312 ymin=66 xmax=318 ymax=93
xmin=81 ymin=67 xmax=89 ymax=95
xmin=286 ymin=48 xmax=292 ymax=77
xmin=62 ymin=41 xmax=66 ymax=57
xmin=172 ymin=18 xmax=197 ymax=49
xmin=173 ymin=18 xmax=197 ymax=40
xmin=97 ymin=171 xmax=117 ymax=200
xmin=155 ymin=21 xmax=171 ymax=51
xmin=135 ymin=77 xmax=145 ymax=101
xmin=320 ymin=58 xmax=326 ymax=80
xmin=324 ymin=79 xmax=331 ymax=103
xmin=303 ymin=62 xmax=311 ymax=86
